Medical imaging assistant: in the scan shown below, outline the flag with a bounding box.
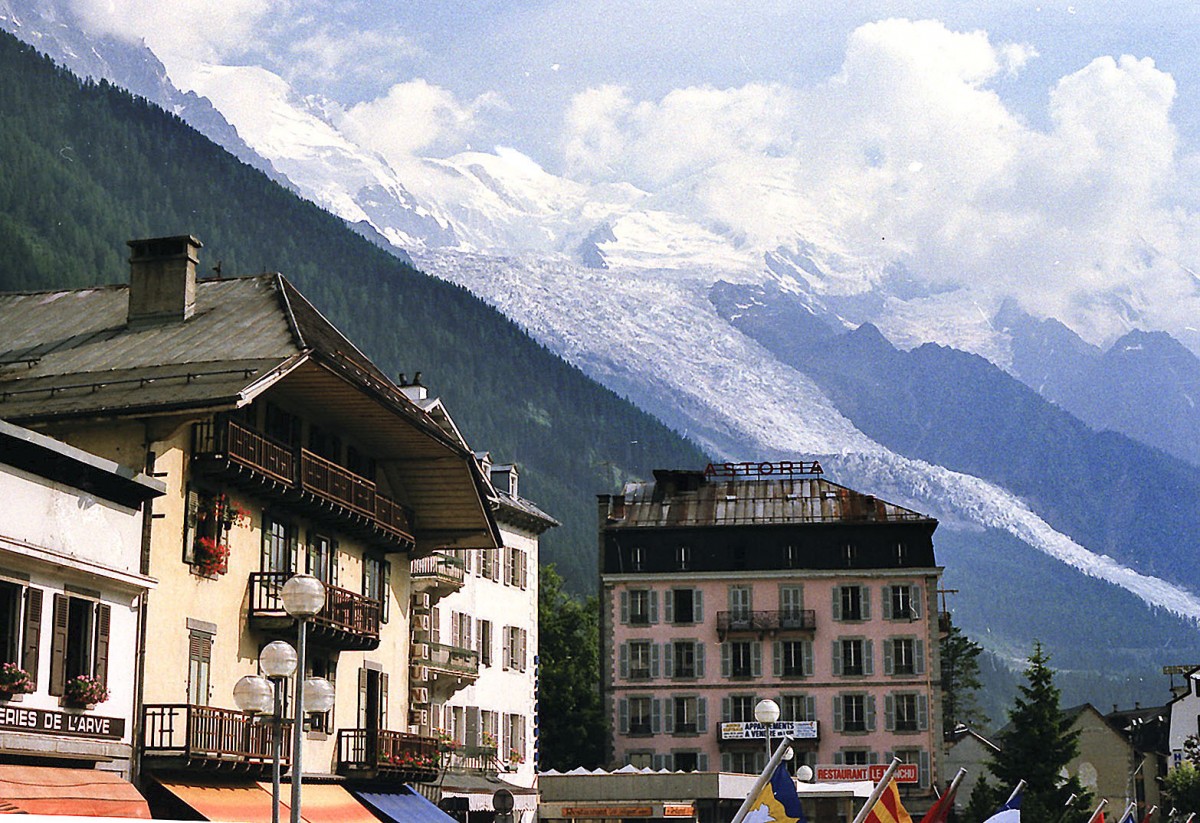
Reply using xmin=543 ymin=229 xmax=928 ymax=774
xmin=1090 ymin=812 xmax=1105 ymax=823
xmin=861 ymin=779 xmax=912 ymax=823
xmin=918 ymin=781 xmax=959 ymax=823
xmin=743 ymin=762 xmax=807 ymax=823
xmin=982 ymin=784 xmax=1023 ymax=823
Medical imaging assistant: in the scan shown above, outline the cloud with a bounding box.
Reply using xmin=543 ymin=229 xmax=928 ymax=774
xmin=338 ymin=80 xmax=497 ymax=161
xmin=560 ymin=18 xmax=1196 ymax=343
xmin=287 ymin=28 xmax=424 ymax=88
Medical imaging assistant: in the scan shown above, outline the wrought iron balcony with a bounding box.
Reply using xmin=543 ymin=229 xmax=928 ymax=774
xmin=445 ymin=745 xmax=500 ymax=774
xmin=336 ymin=729 xmax=439 ymax=783
xmin=411 ymin=552 xmax=466 ymax=598
xmin=141 ymin=704 xmax=292 ymax=775
xmin=412 ymin=640 xmax=480 ymax=682
xmin=191 ymin=416 xmax=415 ymax=551
xmin=716 ymin=609 xmax=816 ymax=638
xmin=249 ymin=572 xmax=381 ymax=650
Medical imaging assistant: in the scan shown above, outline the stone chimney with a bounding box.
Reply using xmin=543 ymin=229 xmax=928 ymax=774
xmin=126 ymin=235 xmax=201 ymax=325
xmin=490 ymin=463 xmax=519 ymax=498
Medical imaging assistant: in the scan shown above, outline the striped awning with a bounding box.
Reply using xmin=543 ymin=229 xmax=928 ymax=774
xmin=351 ymin=785 xmax=458 ymax=823
xmin=153 ymin=777 xmax=382 ymax=823
xmin=0 ymin=765 xmax=151 ymax=818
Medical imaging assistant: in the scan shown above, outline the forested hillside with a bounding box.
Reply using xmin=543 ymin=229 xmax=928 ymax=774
xmin=0 ymin=30 xmax=708 ymax=591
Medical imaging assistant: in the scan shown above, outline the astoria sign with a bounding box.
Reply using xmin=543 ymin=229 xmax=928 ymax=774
xmin=704 ymin=460 xmax=824 ymax=478
xmin=0 ymin=704 xmax=125 ymax=740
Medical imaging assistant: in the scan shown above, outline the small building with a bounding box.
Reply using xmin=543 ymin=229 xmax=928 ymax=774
xmin=942 ymin=725 xmax=999 ymax=817
xmin=0 ymin=419 xmax=162 ymax=815
xmin=598 ymin=462 xmax=945 ymax=812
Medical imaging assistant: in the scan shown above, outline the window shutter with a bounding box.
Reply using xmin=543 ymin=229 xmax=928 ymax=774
xmin=910 ymin=585 xmax=922 ymax=618
xmin=861 ymin=587 xmax=871 ymax=620
xmin=664 ymin=590 xmax=674 ymax=623
xmin=664 ymin=701 xmax=675 ymax=733
xmin=864 ymin=640 xmax=874 ymax=676
xmin=698 ymin=698 xmax=707 ymax=733
xmin=620 ymin=591 xmax=629 ymax=624
xmin=619 ymin=643 xmax=629 ymax=679
xmin=832 ymin=641 xmax=842 ymax=676
xmin=184 ymin=488 xmax=199 ymax=563
xmin=664 ymin=643 xmax=674 ymax=678
xmin=805 ymin=696 xmax=816 ymax=721
xmin=866 ymin=695 xmax=877 ymax=731
xmin=649 ymin=591 xmax=659 ymax=624
xmin=751 ymin=643 xmax=762 ymax=678
xmin=882 ymin=585 xmax=893 ymax=619
xmin=772 ymin=641 xmax=782 ymax=677
xmin=885 ymin=695 xmax=895 ymax=731
xmin=357 ymin=668 xmax=368 ymax=728
xmin=832 ymin=695 xmax=843 ymax=731
xmin=651 ymin=699 xmax=662 ymax=733
xmin=802 ymin=641 xmax=813 ymax=676
xmin=493 ymin=552 xmax=501 ymax=582
xmin=832 ymin=587 xmax=842 ymax=621
xmin=652 ymin=754 xmax=667 ymax=771
xmin=698 ymin=753 xmax=709 ymax=771
xmin=884 ymin=639 xmax=894 ymax=675
xmin=650 ymin=643 xmax=661 ymax=678
xmin=519 ymin=629 xmax=527 ymax=672
xmin=694 ymin=590 xmax=703 ymax=622
xmin=919 ymin=750 xmax=931 ymax=787
xmin=917 ymin=694 xmax=929 ymax=730
xmin=288 ymin=525 xmax=299 ymax=572
xmin=505 ymin=629 xmax=515 ymax=672
xmin=331 ymin=540 xmax=340 ymax=587
xmin=618 ymin=699 xmax=629 ymax=733
xmin=94 ymin=603 xmax=111 ymax=687
xmin=23 ymin=588 xmax=42 ymax=683
xmin=380 ymin=672 xmax=389 ymax=729
xmin=833 ymin=751 xmax=844 ymax=765
xmin=869 ymin=751 xmax=880 ymax=764
xmin=381 ymin=561 xmax=391 ymax=622
xmin=722 ymin=696 xmax=733 ymax=722
xmin=696 ymin=644 xmax=705 ymax=677
xmin=915 ymin=639 xmax=926 ymax=675
xmin=721 ymin=643 xmax=730 ymax=677
xmin=722 ymin=753 xmax=732 ymax=772
xmin=49 ymin=594 xmax=69 ymax=696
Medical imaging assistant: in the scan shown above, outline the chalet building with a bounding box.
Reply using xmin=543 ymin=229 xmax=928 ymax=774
xmin=0 ymin=235 xmax=500 ymax=819
xmin=414 ymin=454 xmax=555 ymax=820
xmin=598 ymin=462 xmax=944 ymax=810
xmin=0 ymin=419 xmax=162 ymax=815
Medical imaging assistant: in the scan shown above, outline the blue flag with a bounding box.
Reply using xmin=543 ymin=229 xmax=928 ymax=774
xmin=745 ymin=763 xmax=807 ymax=823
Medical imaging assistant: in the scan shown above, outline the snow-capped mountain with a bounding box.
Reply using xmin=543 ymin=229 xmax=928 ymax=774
xmin=8 ymin=0 xmax=1200 ymax=698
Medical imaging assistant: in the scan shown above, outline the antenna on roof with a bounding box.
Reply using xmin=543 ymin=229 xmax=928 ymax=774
xmin=212 ymin=261 xmax=222 ymax=280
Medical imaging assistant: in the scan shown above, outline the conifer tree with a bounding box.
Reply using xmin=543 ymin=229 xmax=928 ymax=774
xmin=978 ymin=642 xmax=1089 ymax=822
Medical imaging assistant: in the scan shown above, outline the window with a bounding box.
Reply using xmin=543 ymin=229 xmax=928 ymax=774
xmin=187 ymin=629 xmax=213 ymax=705
xmin=363 ymin=554 xmax=390 ymax=622
xmin=629 ymin=697 xmax=654 ymax=735
xmin=504 ymin=547 xmax=528 ymax=588
xmin=628 ymin=751 xmax=654 ymax=768
xmin=629 ymin=546 xmax=644 ymax=572
xmin=779 ymin=640 xmax=810 ymax=677
xmin=781 ymin=694 xmax=815 ymax=722
xmin=888 ymin=638 xmax=923 ymax=676
xmin=843 ymin=542 xmax=857 ymax=565
xmin=451 ymin=612 xmax=473 ymax=649
xmin=836 ymin=639 xmax=873 ymax=676
xmin=261 ymin=515 xmax=296 ymax=574
xmin=346 ymin=445 xmax=376 ymax=481
xmin=729 ymin=641 xmax=754 ymax=678
xmin=673 ymin=751 xmax=699 ymax=772
xmin=895 ymin=542 xmax=909 ymax=564
xmin=307 ymin=653 xmax=336 ymax=733
xmin=49 ymin=593 xmax=109 ymax=697
xmin=841 ymin=639 xmax=864 ymax=676
xmin=727 ymin=694 xmax=755 ymax=722
xmin=629 ymin=590 xmax=654 ymax=625
xmin=672 ymin=696 xmax=702 ymax=734
xmin=478 ymin=620 xmax=493 ymax=667
xmin=779 ymin=585 xmax=805 ymax=625
xmin=669 ymin=588 xmax=697 ymax=624
xmin=480 ymin=549 xmax=495 ymax=579
xmin=841 ymin=749 xmax=871 ymax=765
xmin=835 ymin=585 xmax=869 ymax=621
xmin=671 ymin=641 xmax=699 ymax=678
xmin=892 ymin=694 xmax=920 ymax=732
xmin=841 ymin=694 xmax=867 ymax=732
xmin=676 ymin=545 xmax=691 ymax=570
xmin=482 ymin=710 xmax=499 ymax=747
xmin=308 ymin=424 xmax=342 ymax=463
xmin=306 ymin=533 xmax=337 ymax=585
xmin=894 ymin=748 xmax=929 ymax=788
xmin=724 ymin=751 xmax=760 ymax=774
xmin=628 ymin=640 xmax=654 ymax=679
xmin=1 ymin=583 xmax=41 ymax=690
xmin=728 ymin=586 xmax=751 ymax=622
xmin=503 ymin=713 xmax=526 ymax=762
xmin=503 ymin=626 xmax=528 ymax=672
xmin=264 ymin=403 xmax=300 ymax=446
xmin=0 ymin=581 xmax=24 ymax=666
xmin=886 ymin=585 xmax=921 ymax=620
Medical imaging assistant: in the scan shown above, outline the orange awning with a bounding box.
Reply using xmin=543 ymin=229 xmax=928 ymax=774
xmin=262 ymin=783 xmax=380 ymax=823
xmin=0 ymin=764 xmax=151 ymax=818
xmin=155 ymin=778 xmax=380 ymax=823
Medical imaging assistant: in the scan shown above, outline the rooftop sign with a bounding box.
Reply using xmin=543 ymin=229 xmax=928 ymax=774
xmin=704 ymin=461 xmax=824 ymax=478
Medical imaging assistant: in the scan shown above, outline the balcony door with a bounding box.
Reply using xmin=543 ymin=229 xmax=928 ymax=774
xmin=358 ymin=667 xmax=388 ymax=736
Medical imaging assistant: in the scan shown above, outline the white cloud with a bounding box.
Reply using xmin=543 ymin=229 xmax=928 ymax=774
xmin=338 ymin=80 xmax=497 ymax=162
xmin=288 ymin=28 xmax=424 ymax=87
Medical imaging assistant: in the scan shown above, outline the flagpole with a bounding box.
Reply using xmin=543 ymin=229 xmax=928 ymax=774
xmin=1183 ymin=814 xmax=1195 ymax=823
xmin=1118 ymin=802 xmax=1136 ymax=822
xmin=942 ymin=767 xmax=967 ymax=799
xmin=850 ymin=757 xmax=902 ymax=823
xmin=729 ymin=736 xmax=795 ymax=823
xmin=1141 ymin=805 xmax=1157 ymax=823
xmin=1006 ymin=780 xmax=1027 ymax=808
xmin=1088 ymin=798 xmax=1108 ymax=822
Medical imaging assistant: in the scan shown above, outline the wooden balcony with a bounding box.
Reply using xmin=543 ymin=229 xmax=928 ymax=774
xmin=249 ymin=572 xmax=381 ymax=650
xmin=411 ymin=552 xmax=466 ymax=598
xmin=141 ymin=704 xmax=291 ymax=776
xmin=336 ymin=729 xmax=439 ymax=783
xmin=191 ymin=417 xmax=415 ymax=551
xmin=716 ymin=610 xmax=816 ymax=639
xmin=412 ymin=641 xmax=479 ymax=683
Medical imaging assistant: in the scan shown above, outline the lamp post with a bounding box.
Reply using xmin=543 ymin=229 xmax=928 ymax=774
xmin=281 ymin=574 xmax=328 ymax=823
xmin=235 ymin=640 xmax=298 ymax=823
xmin=754 ymin=699 xmax=781 ymax=771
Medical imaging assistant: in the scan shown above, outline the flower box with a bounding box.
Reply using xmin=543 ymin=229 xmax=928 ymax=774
xmin=0 ymin=663 xmax=35 ymax=698
xmin=62 ymin=674 xmax=109 ymax=708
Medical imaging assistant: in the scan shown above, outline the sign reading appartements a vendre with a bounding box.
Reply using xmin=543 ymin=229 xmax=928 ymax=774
xmin=0 ymin=705 xmax=125 ymax=740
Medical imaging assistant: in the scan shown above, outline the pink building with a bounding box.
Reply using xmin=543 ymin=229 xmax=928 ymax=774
xmin=599 ymin=463 xmax=944 ymax=807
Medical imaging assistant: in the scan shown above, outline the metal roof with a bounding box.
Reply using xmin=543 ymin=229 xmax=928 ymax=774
xmin=607 ymin=470 xmax=932 ymax=529
xmin=0 ymin=272 xmax=500 ymax=549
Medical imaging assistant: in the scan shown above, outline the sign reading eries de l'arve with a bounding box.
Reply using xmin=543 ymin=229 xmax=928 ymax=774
xmin=0 ymin=705 xmax=125 ymax=740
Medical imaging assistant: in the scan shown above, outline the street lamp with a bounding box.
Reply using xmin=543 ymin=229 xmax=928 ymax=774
xmin=281 ymin=574 xmax=328 ymax=823
xmin=754 ymin=698 xmax=780 ymax=770
xmin=234 ymin=640 xmax=297 ymax=823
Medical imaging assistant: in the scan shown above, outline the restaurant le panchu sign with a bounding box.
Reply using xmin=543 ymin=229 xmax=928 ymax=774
xmin=0 ymin=705 xmax=124 ymax=740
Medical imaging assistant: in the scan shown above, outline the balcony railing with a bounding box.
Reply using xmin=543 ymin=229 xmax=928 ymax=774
xmin=192 ymin=417 xmax=415 ymax=550
xmin=446 ymin=745 xmax=500 ymax=773
xmin=413 ymin=641 xmax=480 ymax=680
xmin=336 ymin=729 xmax=439 ymax=783
xmin=411 ymin=553 xmax=466 ymax=596
xmin=716 ymin=610 xmax=816 ymax=637
xmin=141 ymin=704 xmax=291 ymax=774
xmin=249 ymin=572 xmax=381 ymax=650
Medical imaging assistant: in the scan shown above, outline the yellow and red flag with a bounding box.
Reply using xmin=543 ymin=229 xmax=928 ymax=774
xmin=861 ymin=779 xmax=912 ymax=823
